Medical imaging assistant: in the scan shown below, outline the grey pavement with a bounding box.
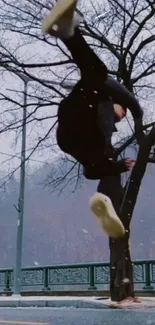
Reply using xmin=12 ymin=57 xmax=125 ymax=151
xmin=0 ymin=307 xmax=154 ymax=325
xmin=0 ymin=296 xmax=109 ymax=309
xmin=0 ymin=296 xmax=155 ymax=309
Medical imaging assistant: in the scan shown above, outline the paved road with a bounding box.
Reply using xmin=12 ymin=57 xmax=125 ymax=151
xmin=0 ymin=308 xmax=154 ymax=325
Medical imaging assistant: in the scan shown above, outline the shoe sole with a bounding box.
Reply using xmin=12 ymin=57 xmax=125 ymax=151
xmin=42 ymin=0 xmax=78 ymax=34
xmin=89 ymin=193 xmax=125 ymax=239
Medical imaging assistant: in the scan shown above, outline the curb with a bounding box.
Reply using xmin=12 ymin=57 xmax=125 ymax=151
xmin=0 ymin=298 xmax=110 ymax=309
xmin=1 ymin=290 xmax=155 ymax=297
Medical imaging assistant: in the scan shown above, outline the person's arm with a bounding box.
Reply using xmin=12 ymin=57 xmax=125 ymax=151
xmin=105 ymin=76 xmax=144 ymax=144
xmin=83 ymin=158 xmax=133 ymax=180
xmin=105 ymin=76 xmax=143 ymax=119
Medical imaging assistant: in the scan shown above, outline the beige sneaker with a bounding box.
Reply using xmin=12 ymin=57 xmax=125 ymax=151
xmin=42 ymin=0 xmax=79 ymax=38
xmin=89 ymin=193 xmax=125 ymax=239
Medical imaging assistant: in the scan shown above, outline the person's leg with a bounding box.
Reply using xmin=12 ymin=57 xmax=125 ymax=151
xmin=58 ymin=26 xmax=115 ymax=155
xmin=89 ymin=192 xmax=125 ymax=239
xmin=97 ymin=175 xmax=123 ymax=214
xmin=63 ymin=27 xmax=107 ymax=84
xmin=56 ymin=80 xmax=97 ymax=162
xmin=43 ymin=0 xmax=115 ymax=163
xmin=89 ymin=174 xmax=125 ymax=239
xmin=42 ymin=0 xmax=107 ymax=85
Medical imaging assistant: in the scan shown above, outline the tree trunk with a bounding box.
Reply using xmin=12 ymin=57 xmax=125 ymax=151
xmin=98 ymin=126 xmax=155 ymax=302
xmin=98 ymin=174 xmax=133 ymax=301
xmin=109 ymin=231 xmax=134 ymax=301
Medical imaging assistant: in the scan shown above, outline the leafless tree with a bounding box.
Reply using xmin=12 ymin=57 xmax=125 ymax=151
xmin=0 ymin=0 xmax=155 ymax=301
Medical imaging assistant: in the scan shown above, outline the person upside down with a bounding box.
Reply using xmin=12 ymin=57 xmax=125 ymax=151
xmin=42 ymin=0 xmax=144 ymax=239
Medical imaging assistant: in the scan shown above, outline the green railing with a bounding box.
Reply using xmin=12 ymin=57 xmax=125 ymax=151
xmin=0 ymin=260 xmax=155 ymax=292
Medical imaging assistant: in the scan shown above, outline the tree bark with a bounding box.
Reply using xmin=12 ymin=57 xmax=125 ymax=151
xmin=109 ymin=230 xmax=134 ymax=301
xmin=98 ymin=126 xmax=155 ymax=302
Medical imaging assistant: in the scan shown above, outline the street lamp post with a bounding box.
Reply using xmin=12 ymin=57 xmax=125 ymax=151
xmin=13 ymin=79 xmax=28 ymax=295
xmin=5 ymin=68 xmax=34 ymax=295
xmin=5 ymin=68 xmax=30 ymax=295
xmin=12 ymin=75 xmax=54 ymax=295
xmin=5 ymin=67 xmax=60 ymax=295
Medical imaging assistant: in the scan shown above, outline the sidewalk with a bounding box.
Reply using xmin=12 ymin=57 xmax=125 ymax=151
xmin=0 ymin=295 xmax=110 ymax=308
xmin=0 ymin=296 xmax=155 ymax=309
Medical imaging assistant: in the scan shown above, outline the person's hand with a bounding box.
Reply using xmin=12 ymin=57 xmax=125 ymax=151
xmin=118 ymin=158 xmax=135 ymax=172
xmin=124 ymin=158 xmax=135 ymax=171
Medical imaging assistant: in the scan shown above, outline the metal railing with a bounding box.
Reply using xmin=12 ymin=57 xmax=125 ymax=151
xmin=0 ymin=260 xmax=155 ymax=292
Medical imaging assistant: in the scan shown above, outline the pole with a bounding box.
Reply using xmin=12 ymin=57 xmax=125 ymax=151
xmin=13 ymin=81 xmax=27 ymax=295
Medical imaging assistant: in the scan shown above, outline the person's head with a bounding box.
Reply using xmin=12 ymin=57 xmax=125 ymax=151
xmin=114 ymin=103 xmax=127 ymax=122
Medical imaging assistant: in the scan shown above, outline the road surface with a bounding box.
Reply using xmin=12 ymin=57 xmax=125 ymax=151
xmin=0 ymin=308 xmax=154 ymax=325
